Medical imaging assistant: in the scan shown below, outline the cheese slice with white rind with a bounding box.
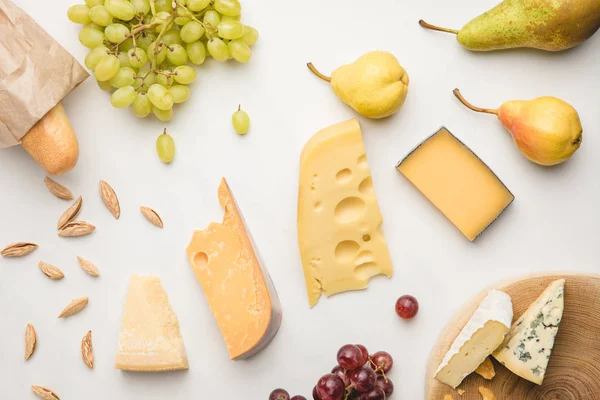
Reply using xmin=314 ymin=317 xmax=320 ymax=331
xmin=435 ymin=290 xmax=513 ymax=388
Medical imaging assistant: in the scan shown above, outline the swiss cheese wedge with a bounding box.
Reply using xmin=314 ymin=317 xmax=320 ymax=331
xmin=115 ymin=275 xmax=188 ymax=371
xmin=186 ymin=178 xmax=282 ymax=360
xmin=298 ymin=119 xmax=393 ymax=307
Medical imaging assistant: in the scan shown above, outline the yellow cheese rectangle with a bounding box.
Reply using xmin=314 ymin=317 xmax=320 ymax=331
xmin=397 ymin=127 xmax=513 ymax=241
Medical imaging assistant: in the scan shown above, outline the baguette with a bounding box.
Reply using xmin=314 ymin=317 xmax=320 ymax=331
xmin=21 ymin=103 xmax=79 ymax=175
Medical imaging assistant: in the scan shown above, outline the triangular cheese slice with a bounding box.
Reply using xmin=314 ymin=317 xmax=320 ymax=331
xmin=115 ymin=275 xmax=189 ymax=371
xmin=493 ymin=279 xmax=565 ymax=385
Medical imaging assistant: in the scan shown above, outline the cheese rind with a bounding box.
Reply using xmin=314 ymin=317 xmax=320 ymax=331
xmin=492 ymin=279 xmax=565 ymax=385
xmin=435 ymin=290 xmax=513 ymax=388
xmin=115 ymin=275 xmax=188 ymax=371
xmin=397 ymin=127 xmax=514 ymax=241
xmin=298 ymin=119 xmax=393 ymax=307
xmin=186 ymin=178 xmax=282 ymax=360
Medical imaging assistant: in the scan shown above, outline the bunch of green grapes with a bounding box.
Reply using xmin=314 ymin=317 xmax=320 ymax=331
xmin=68 ymin=0 xmax=259 ymax=121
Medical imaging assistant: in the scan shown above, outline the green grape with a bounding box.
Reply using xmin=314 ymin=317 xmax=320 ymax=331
xmin=175 ymin=17 xmax=191 ymax=26
xmin=228 ymin=39 xmax=251 ymax=63
xmin=186 ymin=41 xmax=206 ymax=65
xmin=203 ymin=10 xmax=221 ymax=31
xmin=232 ymin=105 xmax=250 ymax=135
xmin=128 ymin=48 xmax=148 ymax=68
xmin=86 ymin=22 xmax=104 ymax=31
xmin=119 ymin=38 xmax=135 ymax=52
xmin=168 ymin=85 xmax=190 ymax=103
xmin=156 ymin=72 xmax=174 ymax=87
xmin=217 ymin=20 xmax=244 ymax=40
xmin=110 ymin=66 xmax=136 ymax=87
xmin=221 ymin=15 xmax=241 ymax=22
xmin=67 ymin=5 xmax=91 ymax=24
xmin=136 ymin=33 xmax=156 ymax=50
xmin=78 ymin=26 xmax=105 ymax=48
xmin=130 ymin=0 xmax=150 ymax=14
xmin=241 ymin=25 xmax=259 ymax=46
xmin=84 ymin=46 xmax=109 ymax=70
xmin=85 ymin=0 xmax=104 ymax=7
xmin=105 ymin=0 xmax=136 ymax=21
xmin=207 ymin=37 xmax=229 ymax=61
xmin=153 ymin=12 xmax=173 ymax=32
xmin=187 ymin=0 xmax=210 ymax=12
xmin=105 ymin=23 xmax=130 ymax=43
xmin=148 ymin=84 xmax=174 ymax=110
xmin=180 ymin=21 xmax=204 ymax=43
xmin=162 ymin=29 xmax=183 ymax=46
xmin=88 ymin=5 xmax=112 ymax=26
xmin=153 ymin=106 xmax=173 ymax=121
xmin=173 ymin=65 xmax=196 ymax=84
xmin=132 ymin=92 xmax=152 ymax=117
xmin=95 ymin=54 xmax=120 ymax=81
xmin=97 ymin=78 xmax=114 ymax=91
xmin=110 ymin=86 xmax=137 ymax=108
xmin=148 ymin=41 xmax=167 ymax=64
xmin=175 ymin=0 xmax=186 ymax=6
xmin=213 ymin=0 xmax=241 ymax=17
xmin=156 ymin=129 xmax=175 ymax=163
xmin=166 ymin=44 xmax=188 ymax=65
xmin=154 ymin=0 xmax=172 ymax=13
xmin=118 ymin=52 xmax=131 ymax=67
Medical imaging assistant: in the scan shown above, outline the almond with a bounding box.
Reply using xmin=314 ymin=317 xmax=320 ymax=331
xmin=77 ymin=256 xmax=99 ymax=277
xmin=1 ymin=242 xmax=38 ymax=257
xmin=25 ymin=324 xmax=36 ymax=360
xmin=38 ymin=262 xmax=65 ymax=280
xmin=44 ymin=176 xmax=73 ymax=200
xmin=58 ymin=297 xmax=88 ymax=318
xmin=81 ymin=330 xmax=94 ymax=369
xmin=99 ymin=180 xmax=120 ymax=219
xmin=57 ymin=196 xmax=82 ymax=230
xmin=58 ymin=221 xmax=95 ymax=237
xmin=31 ymin=386 xmax=60 ymax=400
xmin=140 ymin=206 xmax=164 ymax=228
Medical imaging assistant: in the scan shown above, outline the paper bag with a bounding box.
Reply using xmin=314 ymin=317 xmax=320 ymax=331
xmin=0 ymin=0 xmax=89 ymax=148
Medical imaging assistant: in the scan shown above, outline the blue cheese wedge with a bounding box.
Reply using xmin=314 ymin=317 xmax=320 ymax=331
xmin=435 ymin=290 xmax=513 ymax=388
xmin=492 ymin=279 xmax=565 ymax=385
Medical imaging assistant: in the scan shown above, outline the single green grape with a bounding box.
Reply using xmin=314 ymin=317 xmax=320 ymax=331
xmin=86 ymin=23 xmax=104 ymax=31
xmin=162 ymin=29 xmax=184 ymax=46
xmin=130 ymin=0 xmax=150 ymax=14
xmin=166 ymin=44 xmax=188 ymax=65
xmin=78 ymin=26 xmax=105 ymax=48
xmin=117 ymin=52 xmax=131 ymax=67
xmin=168 ymin=85 xmax=190 ymax=103
xmin=153 ymin=107 xmax=173 ymax=122
xmin=110 ymin=67 xmax=136 ymax=88
xmin=148 ymin=84 xmax=174 ymax=110
xmin=232 ymin=105 xmax=250 ymax=135
xmin=148 ymin=41 xmax=167 ymax=64
xmin=119 ymin=38 xmax=135 ymax=52
xmin=67 ymin=5 xmax=91 ymax=24
xmin=85 ymin=0 xmax=104 ymax=7
xmin=180 ymin=21 xmax=205 ymax=43
xmin=156 ymin=129 xmax=175 ymax=163
xmin=88 ymin=5 xmax=112 ymax=26
xmin=173 ymin=65 xmax=196 ymax=84
xmin=97 ymin=78 xmax=114 ymax=91
xmin=175 ymin=17 xmax=191 ymax=26
xmin=154 ymin=0 xmax=172 ymax=13
xmin=203 ymin=10 xmax=221 ymax=32
xmin=228 ymin=39 xmax=251 ymax=63
xmin=95 ymin=54 xmax=120 ymax=81
xmin=85 ymin=46 xmax=109 ymax=70
xmin=207 ymin=37 xmax=229 ymax=61
xmin=132 ymin=92 xmax=152 ymax=117
xmin=217 ymin=20 xmax=244 ymax=40
xmin=105 ymin=0 xmax=136 ymax=21
xmin=241 ymin=25 xmax=259 ymax=46
xmin=110 ymin=86 xmax=137 ymax=108
xmin=136 ymin=33 xmax=156 ymax=50
xmin=186 ymin=41 xmax=206 ymax=65
xmin=156 ymin=72 xmax=174 ymax=87
xmin=187 ymin=0 xmax=211 ymax=12
xmin=221 ymin=15 xmax=241 ymax=22
xmin=105 ymin=23 xmax=130 ymax=43
xmin=128 ymin=48 xmax=148 ymax=68
xmin=214 ymin=0 xmax=241 ymax=17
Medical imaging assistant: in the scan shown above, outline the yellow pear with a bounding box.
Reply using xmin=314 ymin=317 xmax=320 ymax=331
xmin=453 ymin=89 xmax=583 ymax=166
xmin=307 ymin=51 xmax=409 ymax=119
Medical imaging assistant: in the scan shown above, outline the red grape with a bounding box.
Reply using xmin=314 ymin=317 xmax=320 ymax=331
xmin=358 ymin=387 xmax=386 ymax=400
xmin=269 ymin=389 xmax=290 ymax=400
xmin=395 ymin=295 xmax=419 ymax=319
xmin=337 ymin=344 xmax=363 ymax=370
xmin=371 ymin=351 xmax=393 ymax=373
xmin=312 ymin=386 xmax=321 ymax=400
xmin=291 ymin=397 xmax=307 ymax=400
xmin=316 ymin=374 xmax=345 ymax=400
xmin=355 ymin=344 xmax=369 ymax=366
xmin=331 ymin=366 xmax=351 ymax=387
xmin=375 ymin=376 xmax=394 ymax=397
xmin=350 ymin=367 xmax=377 ymax=392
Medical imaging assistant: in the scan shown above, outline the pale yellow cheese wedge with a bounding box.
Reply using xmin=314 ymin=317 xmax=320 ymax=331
xmin=187 ymin=178 xmax=282 ymax=359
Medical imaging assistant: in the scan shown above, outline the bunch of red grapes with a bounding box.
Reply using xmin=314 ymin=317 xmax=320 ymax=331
xmin=269 ymin=344 xmax=394 ymax=400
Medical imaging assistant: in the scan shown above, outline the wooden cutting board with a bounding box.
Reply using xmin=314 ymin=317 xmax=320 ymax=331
xmin=425 ymin=273 xmax=600 ymax=400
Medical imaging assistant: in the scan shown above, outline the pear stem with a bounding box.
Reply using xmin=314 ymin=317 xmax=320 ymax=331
xmin=307 ymin=62 xmax=331 ymax=83
xmin=418 ymin=20 xmax=459 ymax=35
xmin=453 ymin=89 xmax=498 ymax=115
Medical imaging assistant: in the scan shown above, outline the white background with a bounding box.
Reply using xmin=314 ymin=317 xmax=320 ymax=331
xmin=1 ymin=0 xmax=599 ymax=398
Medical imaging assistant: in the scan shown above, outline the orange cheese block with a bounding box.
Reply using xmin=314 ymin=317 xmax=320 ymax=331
xmin=186 ymin=178 xmax=282 ymax=359
xmin=397 ymin=127 xmax=514 ymax=241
